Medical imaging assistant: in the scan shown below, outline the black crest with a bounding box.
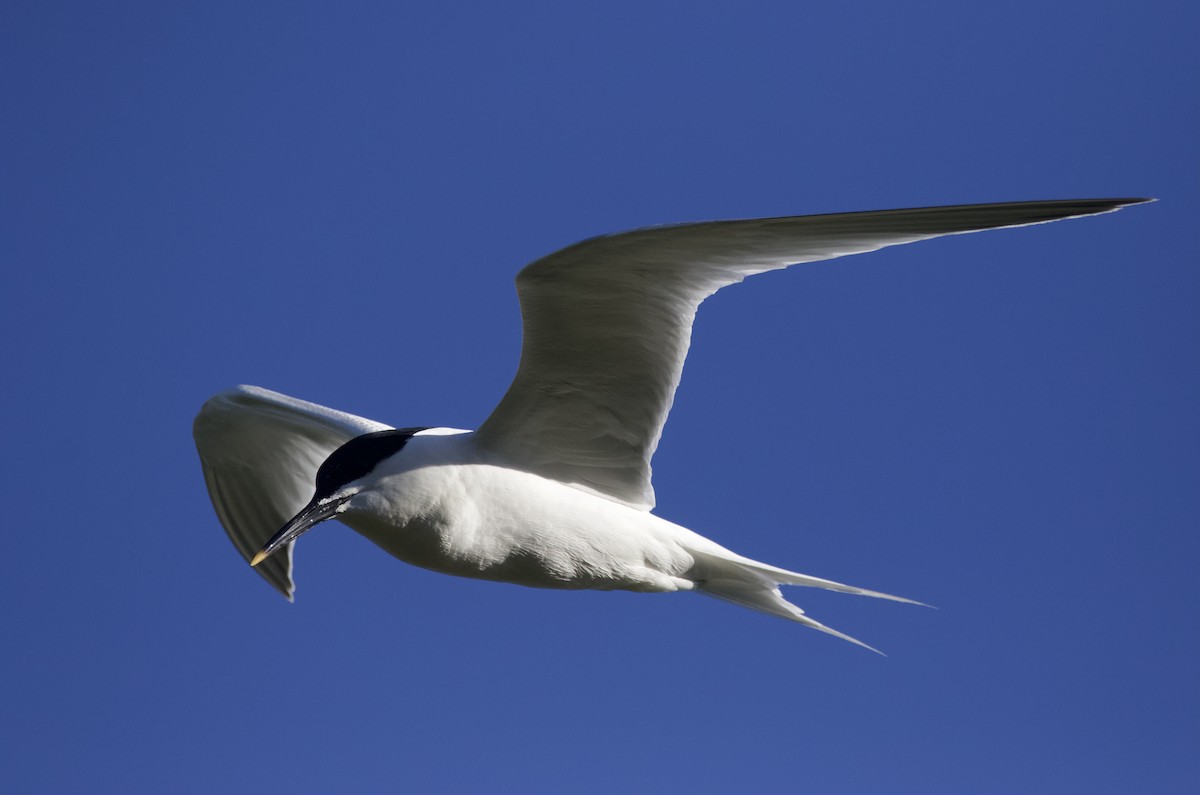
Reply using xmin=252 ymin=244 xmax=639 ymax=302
xmin=314 ymin=428 xmax=428 ymax=498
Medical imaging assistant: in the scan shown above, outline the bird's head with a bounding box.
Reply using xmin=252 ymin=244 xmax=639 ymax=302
xmin=251 ymin=428 xmax=428 ymax=567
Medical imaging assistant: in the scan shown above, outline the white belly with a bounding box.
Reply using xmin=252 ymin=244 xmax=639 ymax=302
xmin=338 ymin=458 xmax=698 ymax=592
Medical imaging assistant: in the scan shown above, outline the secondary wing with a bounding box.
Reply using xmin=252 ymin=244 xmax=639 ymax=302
xmin=474 ymin=199 xmax=1149 ymax=510
xmin=193 ymin=385 xmax=391 ymax=599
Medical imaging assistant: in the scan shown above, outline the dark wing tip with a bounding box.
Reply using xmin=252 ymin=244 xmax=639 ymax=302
xmin=1024 ymin=197 xmax=1155 ymax=222
xmin=1076 ymin=197 xmax=1156 ymax=211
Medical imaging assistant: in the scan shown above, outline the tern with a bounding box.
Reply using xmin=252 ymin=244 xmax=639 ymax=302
xmin=194 ymin=198 xmax=1147 ymax=650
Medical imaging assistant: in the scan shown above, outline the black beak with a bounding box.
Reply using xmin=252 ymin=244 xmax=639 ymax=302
xmin=251 ymin=494 xmax=352 ymax=567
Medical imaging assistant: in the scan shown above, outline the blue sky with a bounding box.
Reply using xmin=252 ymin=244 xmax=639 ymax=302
xmin=2 ymin=2 xmax=1196 ymax=792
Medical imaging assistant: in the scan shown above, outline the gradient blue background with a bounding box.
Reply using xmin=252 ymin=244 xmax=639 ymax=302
xmin=3 ymin=2 xmax=1196 ymax=792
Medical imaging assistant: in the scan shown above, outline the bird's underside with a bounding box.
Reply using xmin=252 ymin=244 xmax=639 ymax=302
xmin=193 ymin=198 xmax=1150 ymax=649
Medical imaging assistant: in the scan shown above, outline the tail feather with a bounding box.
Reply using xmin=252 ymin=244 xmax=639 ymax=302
xmin=699 ymin=583 xmax=884 ymax=654
xmin=687 ymin=548 xmax=924 ymax=652
xmin=741 ymin=558 xmax=929 ymax=607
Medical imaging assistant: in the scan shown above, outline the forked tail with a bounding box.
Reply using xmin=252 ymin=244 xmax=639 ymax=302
xmin=688 ymin=549 xmax=926 ymax=654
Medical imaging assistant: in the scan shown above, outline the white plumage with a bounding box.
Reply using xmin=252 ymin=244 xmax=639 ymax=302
xmin=194 ymin=199 xmax=1147 ymax=650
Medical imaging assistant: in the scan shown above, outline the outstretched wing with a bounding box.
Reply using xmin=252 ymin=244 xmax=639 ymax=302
xmin=193 ymin=385 xmax=391 ymax=599
xmin=474 ymin=199 xmax=1150 ymax=510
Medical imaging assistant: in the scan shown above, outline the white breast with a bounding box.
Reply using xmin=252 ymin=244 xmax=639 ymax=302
xmin=337 ymin=432 xmax=698 ymax=592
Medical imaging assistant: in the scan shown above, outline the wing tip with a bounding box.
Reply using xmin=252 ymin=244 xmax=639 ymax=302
xmin=1072 ymin=197 xmax=1156 ymax=214
xmin=258 ymin=563 xmax=296 ymax=602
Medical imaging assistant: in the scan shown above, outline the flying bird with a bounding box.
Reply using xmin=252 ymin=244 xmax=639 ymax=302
xmin=194 ymin=199 xmax=1148 ymax=650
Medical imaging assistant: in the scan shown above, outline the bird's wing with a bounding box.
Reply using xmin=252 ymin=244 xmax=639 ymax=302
xmin=474 ymin=199 xmax=1149 ymax=510
xmin=193 ymin=385 xmax=391 ymax=599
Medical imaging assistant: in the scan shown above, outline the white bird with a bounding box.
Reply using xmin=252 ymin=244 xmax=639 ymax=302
xmin=194 ymin=199 xmax=1147 ymax=651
